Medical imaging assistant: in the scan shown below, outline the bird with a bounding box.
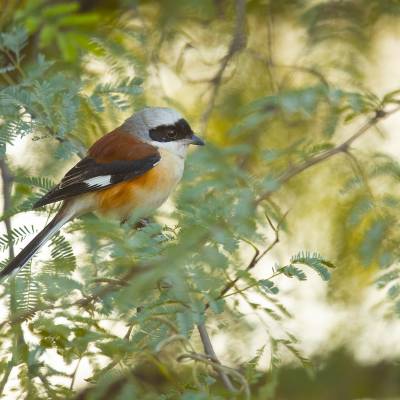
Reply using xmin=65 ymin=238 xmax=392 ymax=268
xmin=0 ymin=107 xmax=204 ymax=278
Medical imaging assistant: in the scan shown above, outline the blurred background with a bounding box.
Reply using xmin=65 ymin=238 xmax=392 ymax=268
xmin=1 ymin=1 xmax=400 ymax=399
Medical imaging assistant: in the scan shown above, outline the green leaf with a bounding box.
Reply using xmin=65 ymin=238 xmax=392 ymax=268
xmin=0 ymin=225 xmax=36 ymax=252
xmin=42 ymin=2 xmax=79 ymax=18
xmin=281 ymin=265 xmax=307 ymax=281
xmin=176 ymin=311 xmax=194 ymax=338
xmin=14 ymin=176 xmax=55 ymax=191
xmin=359 ymin=219 xmax=389 ymax=267
xmin=259 ymin=279 xmax=279 ymax=294
xmin=0 ymin=26 xmax=28 ymax=58
xmin=48 ymin=234 xmax=76 ymax=272
xmin=291 ymin=251 xmax=334 ymax=281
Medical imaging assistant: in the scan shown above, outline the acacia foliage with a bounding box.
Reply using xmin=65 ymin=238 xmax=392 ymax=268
xmin=0 ymin=1 xmax=400 ymax=399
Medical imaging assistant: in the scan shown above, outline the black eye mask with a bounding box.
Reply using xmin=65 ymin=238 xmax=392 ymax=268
xmin=149 ymin=118 xmax=193 ymax=142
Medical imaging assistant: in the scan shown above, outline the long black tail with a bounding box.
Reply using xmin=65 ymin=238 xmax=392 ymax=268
xmin=0 ymin=208 xmax=72 ymax=279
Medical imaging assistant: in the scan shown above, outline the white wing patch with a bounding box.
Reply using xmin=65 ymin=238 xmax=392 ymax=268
xmin=84 ymin=175 xmax=112 ymax=188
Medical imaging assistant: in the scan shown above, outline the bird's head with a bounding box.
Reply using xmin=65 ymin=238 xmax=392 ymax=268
xmin=122 ymin=107 xmax=204 ymax=156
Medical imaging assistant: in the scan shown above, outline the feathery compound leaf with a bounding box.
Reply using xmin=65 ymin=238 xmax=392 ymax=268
xmin=14 ymin=176 xmax=56 ymax=191
xmin=89 ymin=78 xmax=143 ymax=111
xmin=0 ymin=26 xmax=28 ymax=59
xmin=0 ymin=225 xmax=36 ymax=252
xmin=176 ymin=310 xmax=194 ymax=338
xmin=245 ymin=346 xmax=265 ymax=384
xmin=376 ymin=269 xmax=400 ymax=289
xmin=15 ymin=263 xmax=40 ymax=316
xmin=359 ymin=219 xmax=389 ymax=267
xmin=263 ymin=294 xmax=293 ymax=319
xmin=0 ymin=122 xmax=25 ymax=151
xmin=49 ymin=234 xmax=76 ymax=272
xmin=0 ymin=196 xmax=44 ymax=222
xmin=290 ymin=251 xmax=335 ymax=281
xmin=277 ymin=339 xmax=312 ymax=371
xmin=281 ymin=264 xmax=307 ymax=281
xmin=388 ymin=284 xmax=400 ymax=300
xmin=259 ymin=279 xmax=279 ymax=294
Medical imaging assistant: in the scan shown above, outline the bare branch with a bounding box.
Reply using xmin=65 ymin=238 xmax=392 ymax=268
xmin=178 ymin=350 xmax=250 ymax=398
xmin=0 ymin=158 xmax=28 ymax=397
xmin=69 ymin=357 xmax=82 ymax=391
xmin=209 ymin=211 xmax=287 ymax=306
xmin=343 ymin=149 xmax=375 ymax=200
xmin=0 ymin=159 xmax=14 ymax=259
xmin=265 ymin=7 xmax=278 ymax=92
xmin=0 ymin=159 xmax=16 ymax=396
xmin=255 ymin=106 xmax=400 ymax=205
xmin=200 ymin=0 xmax=247 ymax=133
xmin=197 ymin=322 xmax=237 ymax=393
xmin=247 ymin=49 xmax=330 ymax=87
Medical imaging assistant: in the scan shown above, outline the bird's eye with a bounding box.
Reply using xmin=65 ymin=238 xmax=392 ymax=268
xmin=167 ymin=130 xmax=177 ymax=139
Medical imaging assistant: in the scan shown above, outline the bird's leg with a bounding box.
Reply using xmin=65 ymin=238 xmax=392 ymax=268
xmin=120 ymin=217 xmax=150 ymax=230
xmin=120 ymin=217 xmax=128 ymax=226
xmin=134 ymin=218 xmax=150 ymax=230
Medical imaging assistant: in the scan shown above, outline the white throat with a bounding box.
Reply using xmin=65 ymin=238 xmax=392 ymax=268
xmin=150 ymin=141 xmax=189 ymax=159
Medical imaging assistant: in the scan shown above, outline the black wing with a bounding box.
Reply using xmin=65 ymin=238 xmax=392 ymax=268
xmin=33 ymin=154 xmax=160 ymax=208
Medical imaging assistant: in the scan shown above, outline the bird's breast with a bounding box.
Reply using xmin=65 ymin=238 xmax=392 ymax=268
xmin=95 ymin=149 xmax=185 ymax=219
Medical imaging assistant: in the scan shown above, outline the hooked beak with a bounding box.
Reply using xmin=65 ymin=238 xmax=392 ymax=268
xmin=190 ymin=133 xmax=205 ymax=146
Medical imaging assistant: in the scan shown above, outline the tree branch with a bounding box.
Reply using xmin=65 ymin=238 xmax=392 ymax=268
xmin=0 ymin=159 xmax=14 ymax=259
xmin=255 ymin=106 xmax=400 ymax=205
xmin=206 ymin=211 xmax=286 ymax=309
xmin=197 ymin=322 xmax=237 ymax=393
xmin=247 ymin=49 xmax=330 ymax=87
xmin=177 ymin=351 xmax=250 ymax=398
xmin=1 ymin=261 xmax=150 ymax=326
xmin=0 ymin=157 xmax=28 ymax=397
xmin=200 ymin=0 xmax=247 ymax=133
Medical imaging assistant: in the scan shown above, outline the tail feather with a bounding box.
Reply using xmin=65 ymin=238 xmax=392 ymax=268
xmin=0 ymin=208 xmax=72 ymax=279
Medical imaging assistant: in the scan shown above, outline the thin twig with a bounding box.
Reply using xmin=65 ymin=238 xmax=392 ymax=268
xmin=156 ymin=334 xmax=193 ymax=354
xmin=0 ymin=159 xmax=16 ymax=397
xmin=69 ymin=357 xmax=82 ymax=391
xmin=0 ymin=45 xmax=26 ymax=79
xmin=247 ymin=49 xmax=329 ymax=87
xmin=0 ymin=70 xmax=15 ymax=86
xmin=178 ymin=351 xmax=250 ymax=399
xmin=207 ymin=211 xmax=287 ymax=307
xmin=91 ymin=322 xmax=137 ymax=380
xmin=197 ymin=323 xmax=237 ymax=393
xmin=0 ymin=159 xmax=14 ymax=259
xmin=221 ymin=268 xmax=283 ymax=299
xmin=0 ymin=360 xmax=13 ymax=396
xmin=200 ymin=0 xmax=246 ymax=133
xmin=343 ymin=149 xmax=375 ymax=200
xmin=0 ymin=158 xmax=29 ymax=397
xmin=255 ymin=106 xmax=400 ymax=205
xmin=265 ymin=6 xmax=278 ymax=92
xmin=2 ymin=262 xmax=150 ymax=326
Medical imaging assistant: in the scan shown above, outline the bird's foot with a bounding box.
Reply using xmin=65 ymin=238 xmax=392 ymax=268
xmin=134 ymin=218 xmax=150 ymax=230
xmin=120 ymin=217 xmax=150 ymax=230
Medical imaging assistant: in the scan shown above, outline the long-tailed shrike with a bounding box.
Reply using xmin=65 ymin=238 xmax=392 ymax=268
xmin=0 ymin=107 xmax=204 ymax=278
